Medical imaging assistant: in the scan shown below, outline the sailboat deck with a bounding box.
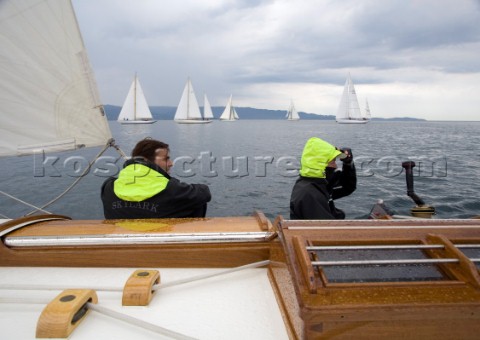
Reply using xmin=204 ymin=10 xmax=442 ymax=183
xmin=3 ymin=216 xmax=480 ymax=338
xmin=0 ymin=266 xmax=288 ymax=340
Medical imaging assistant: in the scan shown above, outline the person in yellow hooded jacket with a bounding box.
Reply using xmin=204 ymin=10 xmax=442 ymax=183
xmin=101 ymin=138 xmax=211 ymax=219
xmin=290 ymin=137 xmax=356 ymax=220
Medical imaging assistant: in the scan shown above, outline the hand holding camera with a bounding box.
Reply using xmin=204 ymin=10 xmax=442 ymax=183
xmin=340 ymin=147 xmax=353 ymax=165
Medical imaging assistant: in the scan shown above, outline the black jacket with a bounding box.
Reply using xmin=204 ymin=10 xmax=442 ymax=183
xmin=101 ymin=159 xmax=211 ymax=219
xmin=290 ymin=163 xmax=356 ymax=220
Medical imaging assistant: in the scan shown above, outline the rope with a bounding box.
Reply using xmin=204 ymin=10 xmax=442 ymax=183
xmin=0 ymin=297 xmax=197 ymax=340
xmin=154 ymin=259 xmax=271 ymax=290
xmin=109 ymin=139 xmax=129 ymax=160
xmin=0 ymin=190 xmax=52 ymax=215
xmin=24 ymin=139 xmax=127 ymax=217
xmin=0 ymin=260 xmax=271 ymax=293
xmin=87 ymin=303 xmax=198 ymax=340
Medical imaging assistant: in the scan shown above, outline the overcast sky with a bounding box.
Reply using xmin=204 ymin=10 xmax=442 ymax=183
xmin=72 ymin=0 xmax=480 ymax=121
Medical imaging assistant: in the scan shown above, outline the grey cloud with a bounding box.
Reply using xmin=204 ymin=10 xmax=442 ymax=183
xmin=71 ymin=0 xmax=480 ymax=120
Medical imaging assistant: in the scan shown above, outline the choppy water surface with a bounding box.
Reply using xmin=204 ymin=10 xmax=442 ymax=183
xmin=1 ymin=120 xmax=479 ymax=220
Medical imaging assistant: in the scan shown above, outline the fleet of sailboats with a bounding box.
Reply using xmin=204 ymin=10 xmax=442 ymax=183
xmin=174 ymin=78 xmax=211 ymax=124
xmin=336 ymin=74 xmax=371 ymax=124
xmin=219 ymin=95 xmax=239 ymax=121
xmin=285 ymin=100 xmax=300 ymax=120
xmin=117 ymin=75 xmax=156 ymax=124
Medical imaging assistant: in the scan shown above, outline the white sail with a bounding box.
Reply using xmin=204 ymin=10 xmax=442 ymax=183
xmin=117 ymin=75 xmax=155 ymax=123
xmin=286 ymin=100 xmax=300 ymax=120
xmin=0 ymin=0 xmax=112 ymax=156
xmin=219 ymin=95 xmax=239 ymax=121
xmin=336 ymin=74 xmax=368 ymax=124
xmin=203 ymin=94 xmax=214 ymax=119
xmin=365 ymin=98 xmax=372 ymax=120
xmin=174 ymin=78 xmax=204 ymax=122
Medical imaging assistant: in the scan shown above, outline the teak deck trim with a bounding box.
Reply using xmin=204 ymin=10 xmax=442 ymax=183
xmin=0 ymin=212 xmax=277 ymax=268
xmin=270 ymin=216 xmax=480 ymax=339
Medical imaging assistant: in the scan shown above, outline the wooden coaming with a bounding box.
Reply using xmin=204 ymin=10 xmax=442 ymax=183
xmin=0 ymin=212 xmax=277 ymax=268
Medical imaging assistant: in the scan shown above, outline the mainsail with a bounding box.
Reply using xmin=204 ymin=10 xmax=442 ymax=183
xmin=117 ymin=75 xmax=155 ymax=123
xmin=219 ymin=95 xmax=239 ymax=121
xmin=0 ymin=0 xmax=112 ymax=156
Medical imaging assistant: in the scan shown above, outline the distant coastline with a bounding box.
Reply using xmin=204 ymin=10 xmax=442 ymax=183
xmin=103 ymin=105 xmax=425 ymax=121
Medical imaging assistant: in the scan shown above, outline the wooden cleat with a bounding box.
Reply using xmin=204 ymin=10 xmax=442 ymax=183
xmin=122 ymin=269 xmax=160 ymax=306
xmin=36 ymin=289 xmax=97 ymax=338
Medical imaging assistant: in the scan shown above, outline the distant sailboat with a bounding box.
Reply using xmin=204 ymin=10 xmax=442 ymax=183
xmin=174 ymin=79 xmax=211 ymax=124
xmin=364 ymin=98 xmax=372 ymax=121
xmin=203 ymin=94 xmax=214 ymax=120
xmin=219 ymin=95 xmax=239 ymax=121
xmin=286 ymin=100 xmax=300 ymax=120
xmin=117 ymin=75 xmax=156 ymax=124
xmin=336 ymin=74 xmax=370 ymax=124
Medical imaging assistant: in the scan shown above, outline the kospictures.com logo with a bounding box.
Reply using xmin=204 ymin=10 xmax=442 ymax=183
xmin=32 ymin=151 xmax=448 ymax=179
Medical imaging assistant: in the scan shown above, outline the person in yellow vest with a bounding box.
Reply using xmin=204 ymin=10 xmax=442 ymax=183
xmin=290 ymin=137 xmax=356 ymax=219
xmin=101 ymin=138 xmax=211 ymax=219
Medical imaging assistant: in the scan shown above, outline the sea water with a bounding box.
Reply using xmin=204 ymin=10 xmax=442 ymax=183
xmin=1 ymin=120 xmax=479 ymax=220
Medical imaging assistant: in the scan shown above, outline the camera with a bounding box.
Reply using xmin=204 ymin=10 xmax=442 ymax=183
xmin=339 ymin=147 xmax=352 ymax=164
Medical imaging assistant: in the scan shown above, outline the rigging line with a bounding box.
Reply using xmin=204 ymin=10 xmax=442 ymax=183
xmin=108 ymin=138 xmax=129 ymax=160
xmin=88 ymin=303 xmax=198 ymax=340
xmin=0 ymin=190 xmax=52 ymax=215
xmin=0 ymin=298 xmax=198 ymax=340
xmin=154 ymin=259 xmax=271 ymax=290
xmin=0 ymin=260 xmax=272 ymax=292
xmin=24 ymin=138 xmax=117 ymax=217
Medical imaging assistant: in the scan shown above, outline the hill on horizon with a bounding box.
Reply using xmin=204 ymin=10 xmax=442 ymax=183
xmin=103 ymin=105 xmax=424 ymax=121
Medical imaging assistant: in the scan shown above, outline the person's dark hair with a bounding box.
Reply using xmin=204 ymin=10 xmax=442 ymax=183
xmin=131 ymin=138 xmax=169 ymax=162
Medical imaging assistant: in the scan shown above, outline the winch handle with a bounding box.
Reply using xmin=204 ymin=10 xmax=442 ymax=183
xmin=401 ymin=161 xmax=425 ymax=206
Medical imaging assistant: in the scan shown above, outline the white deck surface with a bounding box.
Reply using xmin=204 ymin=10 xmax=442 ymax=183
xmin=0 ymin=267 xmax=289 ymax=340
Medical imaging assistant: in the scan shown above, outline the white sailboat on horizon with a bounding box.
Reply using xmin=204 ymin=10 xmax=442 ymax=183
xmin=174 ymin=78 xmax=211 ymax=124
xmin=365 ymin=98 xmax=372 ymax=121
xmin=117 ymin=74 xmax=156 ymax=124
xmin=336 ymin=74 xmax=370 ymax=124
xmin=219 ymin=95 xmax=239 ymax=121
xmin=286 ymin=100 xmax=300 ymax=121
xmin=203 ymin=94 xmax=214 ymax=120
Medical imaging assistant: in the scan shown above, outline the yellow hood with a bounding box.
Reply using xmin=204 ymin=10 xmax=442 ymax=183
xmin=299 ymin=137 xmax=342 ymax=178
